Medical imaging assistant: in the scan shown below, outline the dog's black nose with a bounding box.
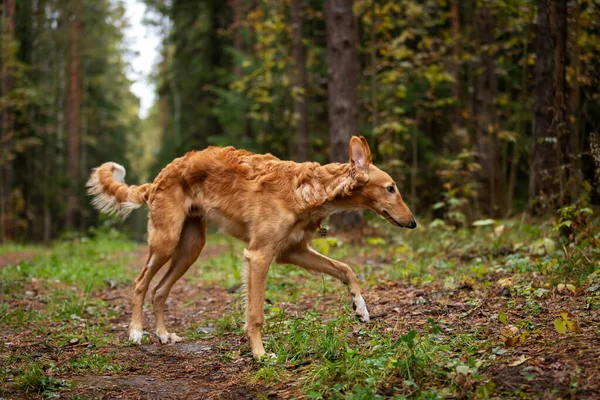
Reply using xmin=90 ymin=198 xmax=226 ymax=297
xmin=408 ymin=219 xmax=417 ymax=229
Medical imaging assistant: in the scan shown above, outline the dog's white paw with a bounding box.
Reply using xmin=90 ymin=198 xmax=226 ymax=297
xmin=157 ymin=331 xmax=182 ymax=344
xmin=353 ymin=296 xmax=370 ymax=323
xmin=129 ymin=328 xmax=143 ymax=344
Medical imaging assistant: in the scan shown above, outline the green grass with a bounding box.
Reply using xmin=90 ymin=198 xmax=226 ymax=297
xmin=1 ymin=214 xmax=598 ymax=399
xmin=0 ymin=242 xmax=46 ymax=255
xmin=0 ymin=228 xmax=140 ymax=397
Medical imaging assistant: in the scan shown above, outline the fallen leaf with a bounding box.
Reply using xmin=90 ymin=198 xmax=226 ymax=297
xmin=498 ymin=312 xmax=508 ymax=324
xmin=454 ymin=373 xmax=468 ymax=387
xmin=494 ymin=225 xmax=505 ymax=237
xmin=505 ymin=336 xmax=521 ymax=347
xmin=554 ymin=318 xmax=567 ymax=334
xmin=473 ymin=219 xmax=496 ymax=227
xmin=500 ymin=325 xmax=521 ymax=346
xmin=565 ymin=319 xmax=580 ymax=333
xmin=566 ymin=284 xmax=576 ymax=294
xmin=497 ymin=278 xmax=513 ymax=288
xmin=456 ymin=365 xmax=470 ymax=375
xmin=508 ymin=355 xmax=530 ymax=367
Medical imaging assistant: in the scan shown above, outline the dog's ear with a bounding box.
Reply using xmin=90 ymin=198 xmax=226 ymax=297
xmin=349 ymin=136 xmax=370 ymax=174
xmin=358 ymin=136 xmax=372 ymax=164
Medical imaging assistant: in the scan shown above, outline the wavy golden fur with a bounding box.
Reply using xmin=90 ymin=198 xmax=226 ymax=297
xmin=87 ymin=136 xmax=415 ymax=357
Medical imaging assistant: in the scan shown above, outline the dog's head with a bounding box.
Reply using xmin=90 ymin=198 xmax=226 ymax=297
xmin=349 ymin=136 xmax=417 ymax=229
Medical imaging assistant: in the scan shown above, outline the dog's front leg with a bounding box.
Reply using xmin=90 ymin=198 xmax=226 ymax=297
xmin=243 ymin=248 xmax=274 ymax=358
xmin=277 ymin=246 xmax=370 ymax=323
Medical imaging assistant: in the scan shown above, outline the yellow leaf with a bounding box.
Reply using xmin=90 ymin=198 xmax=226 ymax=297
xmin=565 ymin=319 xmax=580 ymax=333
xmin=554 ymin=318 xmax=567 ymax=334
xmin=494 ymin=225 xmax=505 ymax=237
xmin=508 ymin=355 xmax=530 ymax=367
xmin=566 ymin=284 xmax=576 ymax=294
xmin=498 ymin=312 xmax=507 ymax=324
xmin=560 ymin=312 xmax=571 ymax=320
xmin=497 ymin=278 xmax=513 ymax=288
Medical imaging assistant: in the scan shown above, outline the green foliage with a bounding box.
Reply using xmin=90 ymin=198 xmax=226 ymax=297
xmin=18 ymin=364 xmax=71 ymax=395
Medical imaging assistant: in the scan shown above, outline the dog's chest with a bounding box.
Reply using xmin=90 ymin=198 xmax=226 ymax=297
xmin=207 ymin=209 xmax=249 ymax=242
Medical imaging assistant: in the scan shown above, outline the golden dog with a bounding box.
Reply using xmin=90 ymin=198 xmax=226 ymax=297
xmin=87 ymin=136 xmax=415 ymax=357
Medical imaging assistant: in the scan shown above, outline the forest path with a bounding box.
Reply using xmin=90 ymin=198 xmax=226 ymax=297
xmin=67 ymin=242 xmax=274 ymax=399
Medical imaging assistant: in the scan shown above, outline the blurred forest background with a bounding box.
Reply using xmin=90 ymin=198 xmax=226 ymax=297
xmin=0 ymin=0 xmax=599 ymax=242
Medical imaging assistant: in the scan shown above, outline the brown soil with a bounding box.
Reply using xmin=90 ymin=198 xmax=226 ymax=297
xmin=0 ymin=250 xmax=41 ymax=268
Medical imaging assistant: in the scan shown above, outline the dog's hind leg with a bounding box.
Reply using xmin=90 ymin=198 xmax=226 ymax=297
xmin=129 ymin=206 xmax=185 ymax=344
xmin=277 ymin=246 xmax=370 ymax=323
xmin=151 ymin=217 xmax=207 ymax=344
xmin=129 ymin=250 xmax=171 ymax=343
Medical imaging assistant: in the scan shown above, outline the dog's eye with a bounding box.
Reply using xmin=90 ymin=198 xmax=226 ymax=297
xmin=387 ymin=185 xmax=395 ymax=194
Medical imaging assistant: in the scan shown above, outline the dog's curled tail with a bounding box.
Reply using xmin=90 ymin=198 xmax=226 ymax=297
xmin=86 ymin=162 xmax=151 ymax=219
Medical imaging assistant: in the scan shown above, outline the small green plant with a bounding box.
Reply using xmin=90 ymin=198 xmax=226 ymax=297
xmin=19 ymin=364 xmax=70 ymax=395
xmin=555 ymin=205 xmax=593 ymax=239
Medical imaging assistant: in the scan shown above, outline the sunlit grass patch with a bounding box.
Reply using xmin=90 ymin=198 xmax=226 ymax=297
xmin=257 ymin=304 xmax=487 ymax=398
xmin=0 ymin=242 xmax=46 ymax=256
xmin=0 ymin=229 xmax=138 ymax=294
xmin=68 ymin=352 xmax=123 ymax=374
xmin=0 ymin=230 xmax=140 ymax=397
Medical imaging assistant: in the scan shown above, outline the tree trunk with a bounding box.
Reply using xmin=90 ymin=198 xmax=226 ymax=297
xmin=1 ymin=0 xmax=16 ymax=242
xmin=450 ymin=0 xmax=461 ymax=127
xmin=548 ymin=0 xmax=569 ymax=204
xmin=369 ymin=0 xmax=378 ymax=131
xmin=325 ymin=0 xmax=362 ymax=231
xmin=473 ymin=6 xmax=502 ymax=216
xmin=569 ymin=0 xmax=580 ymax=174
xmin=290 ymin=0 xmax=309 ymax=161
xmin=65 ymin=0 xmax=81 ymax=229
xmin=159 ymin=46 xmax=169 ymax=141
xmin=530 ymin=0 xmax=561 ymax=211
xmin=506 ymin=13 xmax=532 ymax=216
xmin=228 ymin=0 xmax=243 ymax=76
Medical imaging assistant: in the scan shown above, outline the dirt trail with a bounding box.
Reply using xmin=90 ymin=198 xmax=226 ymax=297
xmin=0 ymin=251 xmax=41 ymax=268
xmin=67 ymin=243 xmax=275 ymax=399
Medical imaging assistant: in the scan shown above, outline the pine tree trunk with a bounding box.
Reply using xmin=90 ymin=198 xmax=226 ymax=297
xmin=1 ymin=0 xmax=16 ymax=242
xmin=530 ymin=0 xmax=561 ymax=211
xmin=548 ymin=0 xmax=568 ymax=204
xmin=291 ymin=0 xmax=309 ymax=161
xmin=325 ymin=0 xmax=362 ymax=232
xmin=369 ymin=0 xmax=378 ymax=131
xmin=569 ymin=0 xmax=580 ymax=174
xmin=450 ymin=0 xmax=461 ymax=127
xmin=65 ymin=0 xmax=81 ymax=229
xmin=473 ymin=6 xmax=502 ymax=216
xmin=159 ymin=46 xmax=169 ymax=141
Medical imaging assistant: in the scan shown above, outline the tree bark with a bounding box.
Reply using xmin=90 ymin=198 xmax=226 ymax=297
xmin=549 ymin=0 xmax=569 ymax=204
xmin=473 ymin=6 xmax=502 ymax=216
xmin=569 ymin=0 xmax=580 ymax=174
xmin=450 ymin=0 xmax=461 ymax=127
xmin=65 ymin=0 xmax=81 ymax=229
xmin=325 ymin=0 xmax=362 ymax=231
xmin=1 ymin=0 xmax=16 ymax=241
xmin=530 ymin=0 xmax=563 ymax=211
xmin=369 ymin=0 xmax=378 ymax=131
xmin=159 ymin=46 xmax=169 ymax=141
xmin=228 ymin=0 xmax=243 ymax=76
xmin=291 ymin=0 xmax=309 ymax=161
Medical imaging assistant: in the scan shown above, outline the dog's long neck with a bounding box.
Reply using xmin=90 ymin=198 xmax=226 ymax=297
xmin=296 ymin=162 xmax=368 ymax=218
